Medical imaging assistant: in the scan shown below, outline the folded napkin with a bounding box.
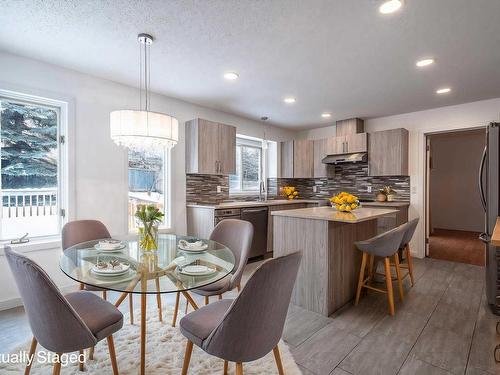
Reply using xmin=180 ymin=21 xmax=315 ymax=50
xmin=178 ymin=240 xmax=204 ymax=249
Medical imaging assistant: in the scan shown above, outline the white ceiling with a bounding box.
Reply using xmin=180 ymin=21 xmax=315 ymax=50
xmin=1 ymin=0 xmax=499 ymax=129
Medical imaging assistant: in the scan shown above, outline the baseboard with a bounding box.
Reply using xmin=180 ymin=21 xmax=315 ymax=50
xmin=0 ymin=284 xmax=78 ymax=311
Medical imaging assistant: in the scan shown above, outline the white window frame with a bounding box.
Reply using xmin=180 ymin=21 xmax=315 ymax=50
xmin=127 ymin=147 xmax=172 ymax=233
xmin=230 ymin=135 xmax=264 ymax=195
xmin=0 ymin=89 xmax=69 ymax=243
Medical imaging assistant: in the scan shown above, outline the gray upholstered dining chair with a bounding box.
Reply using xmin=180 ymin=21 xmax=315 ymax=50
xmin=4 ymin=246 xmax=123 ymax=375
xmin=62 ymin=220 xmax=140 ymax=326
xmin=354 ymin=225 xmax=407 ymax=316
xmin=396 ymin=218 xmax=419 ymax=286
xmin=172 ymin=219 xmax=254 ymax=327
xmin=179 ymin=252 xmax=302 ymax=375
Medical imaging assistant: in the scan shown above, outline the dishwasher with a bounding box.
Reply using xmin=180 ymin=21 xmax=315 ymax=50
xmin=240 ymin=207 xmax=269 ymax=259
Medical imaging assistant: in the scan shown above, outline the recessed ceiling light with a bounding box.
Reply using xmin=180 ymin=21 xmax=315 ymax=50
xmin=321 ymin=113 xmax=332 ymax=118
xmin=284 ymin=97 xmax=296 ymax=104
xmin=436 ymin=87 xmax=451 ymax=94
xmin=223 ymin=72 xmax=239 ymax=80
xmin=416 ymin=58 xmax=435 ymax=67
xmin=379 ymin=0 xmax=403 ymax=14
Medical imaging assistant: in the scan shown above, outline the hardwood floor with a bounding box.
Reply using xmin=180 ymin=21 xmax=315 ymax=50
xmin=0 ymin=258 xmax=498 ymax=375
xmin=429 ymin=229 xmax=485 ymax=266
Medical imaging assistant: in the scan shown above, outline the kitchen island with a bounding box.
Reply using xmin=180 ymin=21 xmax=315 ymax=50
xmin=272 ymin=206 xmax=398 ymax=316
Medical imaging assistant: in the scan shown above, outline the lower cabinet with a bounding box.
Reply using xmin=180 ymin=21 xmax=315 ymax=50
xmin=372 ymin=205 xmax=409 ymax=234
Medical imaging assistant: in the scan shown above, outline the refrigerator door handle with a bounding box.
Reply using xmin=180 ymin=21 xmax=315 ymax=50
xmin=479 ymin=232 xmax=490 ymax=244
xmin=479 ymin=146 xmax=487 ymax=211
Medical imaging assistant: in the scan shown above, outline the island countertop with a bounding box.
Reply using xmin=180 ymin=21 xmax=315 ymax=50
xmin=271 ymin=206 xmax=398 ymax=223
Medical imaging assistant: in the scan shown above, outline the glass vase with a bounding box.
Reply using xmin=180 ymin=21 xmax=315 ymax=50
xmin=138 ymin=223 xmax=158 ymax=252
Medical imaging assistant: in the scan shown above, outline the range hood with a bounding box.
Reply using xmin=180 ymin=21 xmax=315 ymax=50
xmin=321 ymin=152 xmax=367 ymax=165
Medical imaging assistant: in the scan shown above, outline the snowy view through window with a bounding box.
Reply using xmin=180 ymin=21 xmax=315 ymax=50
xmin=128 ymin=149 xmax=166 ymax=230
xmin=230 ymin=139 xmax=262 ymax=193
xmin=0 ymin=100 xmax=59 ymax=240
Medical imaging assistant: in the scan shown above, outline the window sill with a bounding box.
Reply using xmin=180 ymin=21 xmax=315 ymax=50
xmin=0 ymin=236 xmax=61 ymax=255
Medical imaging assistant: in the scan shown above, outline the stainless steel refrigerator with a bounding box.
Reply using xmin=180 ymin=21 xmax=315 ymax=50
xmin=479 ymin=122 xmax=500 ymax=315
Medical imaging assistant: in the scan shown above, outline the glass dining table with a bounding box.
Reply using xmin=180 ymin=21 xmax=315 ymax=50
xmin=60 ymin=234 xmax=236 ymax=375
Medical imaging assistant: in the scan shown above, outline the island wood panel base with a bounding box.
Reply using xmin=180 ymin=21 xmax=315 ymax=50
xmin=273 ymin=216 xmax=377 ymax=316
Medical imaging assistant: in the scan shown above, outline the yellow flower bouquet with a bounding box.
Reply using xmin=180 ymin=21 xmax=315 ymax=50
xmin=281 ymin=186 xmax=299 ymax=200
xmin=329 ymin=192 xmax=360 ymax=212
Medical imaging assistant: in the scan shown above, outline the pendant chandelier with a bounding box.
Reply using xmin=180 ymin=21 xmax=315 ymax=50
xmin=110 ymin=33 xmax=178 ymax=150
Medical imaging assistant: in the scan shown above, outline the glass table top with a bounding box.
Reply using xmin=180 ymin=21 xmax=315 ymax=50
xmin=59 ymin=234 xmax=236 ymax=294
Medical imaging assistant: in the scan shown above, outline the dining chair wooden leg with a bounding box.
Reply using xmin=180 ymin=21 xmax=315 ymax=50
xmin=368 ymin=254 xmax=375 ymax=281
xmin=181 ymin=340 xmax=193 ymax=375
xmin=384 ymin=257 xmax=395 ymax=316
xmin=79 ymin=282 xmax=85 ymax=291
xmin=52 ymin=353 xmax=62 ymax=375
xmin=182 ymin=291 xmax=199 ymax=310
xmin=184 ymin=299 xmax=189 ymax=314
xmin=107 ymin=335 xmax=119 ymax=375
xmin=235 ymin=362 xmax=243 ymax=375
xmin=155 ymin=277 xmax=163 ymax=322
xmin=172 ymin=292 xmax=180 ymax=327
xmin=405 ymin=245 xmax=415 ymax=286
xmin=223 ymin=360 xmax=229 ymax=375
xmin=394 ymin=253 xmax=404 ymax=302
xmin=273 ymin=346 xmax=285 ymax=375
xmin=78 ymin=349 xmax=84 ymax=371
xmin=205 ymin=296 xmax=209 ymax=305
xmin=89 ymin=346 xmax=94 ymax=360
xmin=218 ymin=294 xmax=222 ymax=300
xmin=24 ymin=336 xmax=37 ymax=375
xmin=129 ymin=293 xmax=134 ymax=325
xmin=237 ymin=284 xmax=241 ymax=292
xmin=102 ymin=290 xmax=107 ymax=300
xmin=355 ymin=252 xmax=367 ymax=306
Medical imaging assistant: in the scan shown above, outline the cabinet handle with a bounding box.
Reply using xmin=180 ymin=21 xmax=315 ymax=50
xmin=345 ymin=141 xmax=348 ymax=153
xmin=219 ymin=161 xmax=223 ymax=173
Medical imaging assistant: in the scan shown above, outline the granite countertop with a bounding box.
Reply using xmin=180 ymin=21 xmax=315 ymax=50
xmin=360 ymin=201 xmax=410 ymax=208
xmin=271 ymin=206 xmax=398 ymax=223
xmin=186 ymin=199 xmax=326 ymax=210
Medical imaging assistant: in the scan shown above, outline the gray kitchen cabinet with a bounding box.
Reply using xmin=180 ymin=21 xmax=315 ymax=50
xmin=345 ymin=132 xmax=368 ymax=153
xmin=280 ymin=140 xmax=294 ymax=178
xmin=369 ymin=128 xmax=409 ymax=176
xmin=293 ymin=139 xmax=314 ymax=178
xmin=313 ymin=138 xmax=335 ymax=177
xmin=185 ymin=118 xmax=236 ymax=175
xmin=336 ymin=118 xmax=364 ymax=136
xmin=280 ymin=139 xmax=314 ymax=178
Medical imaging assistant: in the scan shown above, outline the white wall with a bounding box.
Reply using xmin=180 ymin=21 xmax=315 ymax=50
xmin=0 ymin=51 xmax=295 ymax=308
xmin=429 ymin=130 xmax=485 ymax=232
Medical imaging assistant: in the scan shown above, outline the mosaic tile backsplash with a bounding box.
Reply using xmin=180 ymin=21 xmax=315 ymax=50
xmin=186 ymin=163 xmax=410 ymax=205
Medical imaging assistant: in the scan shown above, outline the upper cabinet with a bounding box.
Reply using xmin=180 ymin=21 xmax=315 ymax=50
xmin=336 ymin=118 xmax=364 ymax=137
xmin=185 ymin=118 xmax=236 ymax=175
xmin=293 ymin=139 xmax=314 ymax=178
xmin=313 ymin=138 xmax=334 ymax=178
xmin=280 ymin=139 xmax=314 ymax=178
xmin=332 ymin=133 xmax=368 ymax=154
xmin=368 ymin=128 xmax=409 ymax=176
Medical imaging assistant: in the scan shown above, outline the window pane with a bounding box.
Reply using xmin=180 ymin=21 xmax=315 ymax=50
xmin=241 ymin=146 xmax=261 ymax=191
xmin=0 ymin=100 xmax=59 ymax=240
xmin=229 ymin=146 xmax=242 ymax=191
xmin=128 ymin=149 xmax=166 ymax=230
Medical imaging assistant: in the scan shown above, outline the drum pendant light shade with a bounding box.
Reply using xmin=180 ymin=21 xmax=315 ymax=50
xmin=110 ymin=33 xmax=178 ymax=150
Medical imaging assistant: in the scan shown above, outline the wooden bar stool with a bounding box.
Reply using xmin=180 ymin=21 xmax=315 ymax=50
xmin=393 ymin=218 xmax=419 ymax=287
xmin=354 ymin=225 xmax=406 ymax=316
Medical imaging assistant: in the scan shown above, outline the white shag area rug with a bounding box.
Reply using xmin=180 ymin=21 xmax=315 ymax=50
xmin=0 ymin=307 xmax=302 ymax=375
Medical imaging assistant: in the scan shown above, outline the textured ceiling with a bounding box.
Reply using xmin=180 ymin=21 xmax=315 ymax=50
xmin=1 ymin=0 xmax=499 ymax=129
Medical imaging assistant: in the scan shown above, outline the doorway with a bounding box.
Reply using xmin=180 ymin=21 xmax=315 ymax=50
xmin=425 ymin=128 xmax=486 ymax=266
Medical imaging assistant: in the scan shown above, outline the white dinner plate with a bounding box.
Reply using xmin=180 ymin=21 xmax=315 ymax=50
xmin=180 ymin=265 xmax=216 ymax=276
xmin=91 ymin=263 xmax=130 ymax=276
xmin=94 ymin=243 xmax=127 ymax=252
xmin=178 ymin=243 xmax=208 ymax=252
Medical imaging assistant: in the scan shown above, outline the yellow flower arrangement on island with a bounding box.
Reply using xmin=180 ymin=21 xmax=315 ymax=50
xmin=329 ymin=192 xmax=360 ymax=212
xmin=281 ymin=186 xmax=299 ymax=200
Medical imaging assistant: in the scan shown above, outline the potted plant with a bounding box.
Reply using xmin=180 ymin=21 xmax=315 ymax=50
xmin=135 ymin=205 xmax=164 ymax=252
